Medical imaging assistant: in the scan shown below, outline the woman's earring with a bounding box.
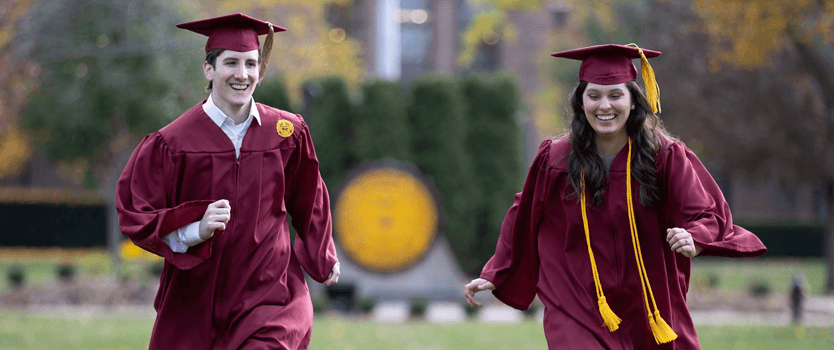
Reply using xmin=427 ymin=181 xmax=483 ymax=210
xmin=631 ymin=105 xmax=635 ymax=110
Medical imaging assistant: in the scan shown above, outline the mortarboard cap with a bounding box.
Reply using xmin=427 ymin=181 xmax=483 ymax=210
xmin=177 ymin=13 xmax=286 ymax=53
xmin=552 ymin=44 xmax=663 ymax=113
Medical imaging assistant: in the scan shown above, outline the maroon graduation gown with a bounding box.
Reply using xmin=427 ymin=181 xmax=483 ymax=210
xmin=480 ymin=136 xmax=766 ymax=350
xmin=117 ymin=101 xmax=338 ymax=350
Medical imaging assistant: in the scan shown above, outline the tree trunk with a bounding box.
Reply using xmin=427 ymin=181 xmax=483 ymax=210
xmin=94 ymin=145 xmax=135 ymax=270
xmin=826 ymin=179 xmax=834 ymax=294
xmin=107 ymin=199 xmax=121 ymax=265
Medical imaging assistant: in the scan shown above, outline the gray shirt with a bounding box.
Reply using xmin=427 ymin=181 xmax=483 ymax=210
xmin=602 ymin=154 xmax=616 ymax=175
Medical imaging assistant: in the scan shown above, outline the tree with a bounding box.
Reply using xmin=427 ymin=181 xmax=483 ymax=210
xmin=18 ymin=0 xmax=203 ymax=260
xmin=194 ymin=0 xmax=364 ymax=106
xmin=0 ymin=0 xmax=39 ymax=180
xmin=685 ymin=0 xmax=834 ymax=293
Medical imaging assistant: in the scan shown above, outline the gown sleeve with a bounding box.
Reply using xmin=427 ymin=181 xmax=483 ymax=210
xmin=117 ymin=133 xmax=216 ymax=270
xmin=284 ymin=119 xmax=339 ymax=283
xmin=661 ymin=141 xmax=767 ymax=257
xmin=479 ymin=139 xmax=552 ymax=310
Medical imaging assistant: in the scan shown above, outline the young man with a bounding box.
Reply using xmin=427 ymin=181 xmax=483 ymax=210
xmin=117 ymin=13 xmax=339 ymax=349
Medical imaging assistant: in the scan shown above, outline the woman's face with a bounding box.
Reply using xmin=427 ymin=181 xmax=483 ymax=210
xmin=582 ymin=82 xmax=632 ymax=140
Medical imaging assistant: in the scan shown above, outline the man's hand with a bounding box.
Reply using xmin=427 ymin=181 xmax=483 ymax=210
xmin=199 ymin=200 xmax=231 ymax=240
xmin=464 ymin=278 xmax=495 ymax=308
xmin=666 ymin=227 xmax=702 ymax=258
xmin=323 ymin=262 xmax=340 ymax=286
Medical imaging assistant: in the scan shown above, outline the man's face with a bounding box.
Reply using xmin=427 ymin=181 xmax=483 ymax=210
xmin=204 ymin=49 xmax=261 ymax=111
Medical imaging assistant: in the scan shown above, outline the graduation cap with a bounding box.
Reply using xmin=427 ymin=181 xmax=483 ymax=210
xmin=552 ymin=44 xmax=662 ymax=114
xmin=177 ymin=13 xmax=287 ymax=73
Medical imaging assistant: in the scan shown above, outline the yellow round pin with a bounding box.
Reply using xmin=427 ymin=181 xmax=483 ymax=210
xmin=276 ymin=120 xmax=294 ymax=137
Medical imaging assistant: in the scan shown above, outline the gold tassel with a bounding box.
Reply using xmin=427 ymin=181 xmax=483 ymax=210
xmin=626 ymin=43 xmax=661 ymax=114
xmin=597 ymin=296 xmax=621 ymax=332
xmin=649 ymin=310 xmax=678 ymax=344
xmin=260 ymin=22 xmax=275 ymax=78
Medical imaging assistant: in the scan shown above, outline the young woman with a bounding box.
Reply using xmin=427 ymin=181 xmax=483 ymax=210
xmin=464 ymin=44 xmax=766 ymax=349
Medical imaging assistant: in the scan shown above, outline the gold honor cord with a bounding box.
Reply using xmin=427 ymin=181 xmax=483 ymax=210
xmin=625 ymin=138 xmax=677 ymax=343
xmin=580 ymin=171 xmax=622 ymax=332
xmin=580 ymin=138 xmax=677 ymax=343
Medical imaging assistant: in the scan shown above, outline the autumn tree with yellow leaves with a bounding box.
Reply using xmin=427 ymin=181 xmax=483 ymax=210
xmin=0 ymin=1 xmax=38 ymax=181
xmin=193 ymin=0 xmax=364 ymax=105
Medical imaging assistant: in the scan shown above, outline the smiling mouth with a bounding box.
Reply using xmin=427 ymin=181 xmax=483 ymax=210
xmin=230 ymin=83 xmax=249 ymax=91
xmin=596 ymin=114 xmax=616 ymax=121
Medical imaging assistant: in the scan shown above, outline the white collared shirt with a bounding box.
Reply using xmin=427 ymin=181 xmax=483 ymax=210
xmin=162 ymin=94 xmax=261 ymax=253
xmin=202 ymin=93 xmax=262 ymax=158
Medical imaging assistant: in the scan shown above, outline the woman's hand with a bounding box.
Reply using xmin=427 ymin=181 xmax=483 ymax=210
xmin=666 ymin=227 xmax=702 ymax=258
xmin=464 ymin=278 xmax=495 ymax=307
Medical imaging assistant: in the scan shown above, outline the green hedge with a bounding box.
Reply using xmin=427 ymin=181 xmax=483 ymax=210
xmin=253 ymin=76 xmax=295 ymax=113
xmin=352 ymin=80 xmax=411 ymax=163
xmin=461 ymin=72 xmax=524 ymax=271
xmin=738 ymin=223 xmax=825 ymax=257
xmin=407 ymin=75 xmax=478 ymax=274
xmin=305 ymin=76 xmax=356 ymax=192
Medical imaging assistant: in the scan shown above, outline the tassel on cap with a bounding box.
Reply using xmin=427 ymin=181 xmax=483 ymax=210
xmin=260 ymin=22 xmax=275 ymax=77
xmin=627 ymin=43 xmax=661 ymax=114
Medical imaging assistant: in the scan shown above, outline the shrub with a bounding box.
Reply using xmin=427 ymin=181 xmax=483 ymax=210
xmin=147 ymin=261 xmax=164 ymax=277
xmin=460 ymin=72 xmax=523 ymax=275
xmin=463 ymin=301 xmax=480 ymax=318
xmin=409 ymin=296 xmax=428 ymax=318
xmin=56 ymin=264 xmax=76 ymax=283
xmin=312 ymin=294 xmax=329 ymax=315
xmin=356 ymin=297 xmax=377 ymax=314
xmin=326 ymin=283 xmax=356 ymax=312
xmin=707 ymin=273 xmax=721 ymax=288
xmin=749 ymin=280 xmax=772 ymax=298
xmin=352 ymin=79 xmax=411 ymax=164
xmin=7 ymin=264 xmax=25 ymax=289
xmin=304 ymin=76 xmax=356 ymax=193
xmin=407 ymin=74 xmax=476 ymax=274
xmin=253 ymin=76 xmax=296 ymax=113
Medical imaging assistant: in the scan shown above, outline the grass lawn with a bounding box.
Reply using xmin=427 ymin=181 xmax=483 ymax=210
xmin=690 ymin=257 xmax=827 ymax=294
xmin=0 ymin=312 xmax=832 ymax=350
